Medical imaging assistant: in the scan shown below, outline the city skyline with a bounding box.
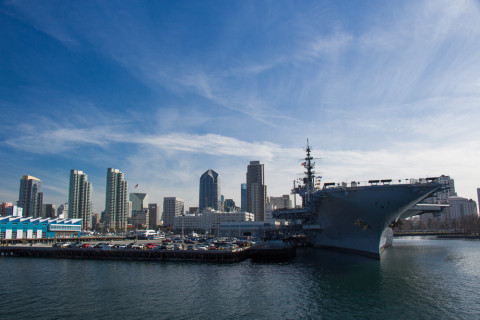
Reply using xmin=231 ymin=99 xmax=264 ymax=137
xmin=2 ymin=1 xmax=480 ymax=212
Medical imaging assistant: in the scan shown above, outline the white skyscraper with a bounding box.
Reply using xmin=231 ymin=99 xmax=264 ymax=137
xmin=105 ymin=168 xmax=128 ymax=233
xmin=68 ymin=170 xmax=92 ymax=229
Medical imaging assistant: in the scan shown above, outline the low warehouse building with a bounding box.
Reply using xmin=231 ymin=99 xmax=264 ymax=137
xmin=0 ymin=216 xmax=81 ymax=239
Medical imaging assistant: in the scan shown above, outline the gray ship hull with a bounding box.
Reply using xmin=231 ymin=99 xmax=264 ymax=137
xmin=307 ymin=183 xmax=439 ymax=259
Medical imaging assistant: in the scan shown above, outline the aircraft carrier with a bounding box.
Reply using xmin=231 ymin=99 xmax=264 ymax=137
xmin=275 ymin=143 xmax=441 ymax=259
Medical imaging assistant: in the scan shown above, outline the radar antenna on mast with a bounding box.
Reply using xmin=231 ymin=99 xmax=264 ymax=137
xmin=292 ymin=139 xmax=322 ymax=207
xmin=305 ymin=139 xmax=315 ymax=191
xmin=303 ymin=139 xmax=316 ymax=205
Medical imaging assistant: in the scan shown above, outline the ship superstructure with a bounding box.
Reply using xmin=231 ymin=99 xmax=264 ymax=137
xmin=275 ymin=142 xmax=441 ymax=259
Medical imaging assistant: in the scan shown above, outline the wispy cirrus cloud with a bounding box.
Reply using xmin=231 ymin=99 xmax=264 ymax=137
xmin=4 ymin=0 xmax=79 ymax=46
xmin=3 ymin=119 xmax=288 ymax=161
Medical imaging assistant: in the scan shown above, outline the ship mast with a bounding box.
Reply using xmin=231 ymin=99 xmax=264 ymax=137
xmin=303 ymin=139 xmax=315 ymax=206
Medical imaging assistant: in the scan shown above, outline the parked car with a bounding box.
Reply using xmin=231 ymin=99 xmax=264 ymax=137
xmin=79 ymin=243 xmax=90 ymax=248
xmin=145 ymin=243 xmax=156 ymax=249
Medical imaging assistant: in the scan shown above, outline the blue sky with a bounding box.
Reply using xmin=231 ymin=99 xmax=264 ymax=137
xmin=1 ymin=0 xmax=480 ymax=212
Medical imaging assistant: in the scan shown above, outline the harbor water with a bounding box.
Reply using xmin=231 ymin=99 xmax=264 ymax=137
xmin=1 ymin=238 xmax=479 ymax=319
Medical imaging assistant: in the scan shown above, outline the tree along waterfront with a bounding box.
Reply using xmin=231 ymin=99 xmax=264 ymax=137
xmin=396 ymin=215 xmax=480 ymax=234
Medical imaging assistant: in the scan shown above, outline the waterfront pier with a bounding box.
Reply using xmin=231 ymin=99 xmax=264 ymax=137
xmin=0 ymin=242 xmax=296 ymax=263
xmin=0 ymin=246 xmax=251 ymax=263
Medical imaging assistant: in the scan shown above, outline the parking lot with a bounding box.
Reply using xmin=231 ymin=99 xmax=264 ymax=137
xmin=43 ymin=236 xmax=257 ymax=252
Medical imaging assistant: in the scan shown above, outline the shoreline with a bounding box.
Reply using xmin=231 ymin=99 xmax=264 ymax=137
xmin=394 ymin=231 xmax=480 ymax=240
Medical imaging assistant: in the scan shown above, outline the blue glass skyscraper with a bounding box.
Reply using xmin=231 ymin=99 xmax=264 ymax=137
xmin=241 ymin=183 xmax=247 ymax=211
xmin=199 ymin=169 xmax=221 ymax=212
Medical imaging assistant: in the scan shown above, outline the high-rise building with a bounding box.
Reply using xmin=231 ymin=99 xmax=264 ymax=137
xmin=199 ymin=169 xmax=221 ymax=212
xmin=43 ymin=204 xmax=56 ymax=218
xmin=188 ymin=207 xmax=199 ymax=215
xmin=91 ymin=212 xmax=99 ymax=228
xmin=2 ymin=202 xmax=23 ymax=217
xmin=241 ymin=183 xmax=247 ymax=212
xmin=105 ymin=168 xmax=129 ymax=233
xmin=130 ymin=193 xmax=149 ymax=211
xmin=447 ymin=196 xmax=478 ymax=221
xmin=422 ymin=175 xmax=457 ymax=203
xmin=148 ymin=203 xmax=160 ymax=229
xmin=17 ymin=175 xmax=43 ymax=217
xmin=129 ymin=209 xmax=149 ymax=229
xmin=269 ymin=195 xmax=291 ymax=210
xmin=246 ymin=161 xmax=267 ymax=221
xmin=1 ymin=202 xmax=12 ymax=216
xmin=57 ymin=203 xmax=68 ymax=219
xmin=163 ymin=197 xmax=184 ymax=227
xmin=129 ymin=193 xmax=149 ymax=230
xmin=68 ymin=170 xmax=92 ymax=229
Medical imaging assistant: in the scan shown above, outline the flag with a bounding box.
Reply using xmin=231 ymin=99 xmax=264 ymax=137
xmin=134 ymin=184 xmax=138 ymax=189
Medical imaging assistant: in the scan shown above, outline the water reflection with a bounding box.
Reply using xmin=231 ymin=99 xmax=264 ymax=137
xmin=0 ymin=239 xmax=479 ymax=319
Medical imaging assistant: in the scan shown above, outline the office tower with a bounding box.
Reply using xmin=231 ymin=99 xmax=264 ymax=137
xmin=91 ymin=212 xmax=99 ymax=228
xmin=246 ymin=161 xmax=267 ymax=221
xmin=447 ymin=197 xmax=478 ymax=221
xmin=57 ymin=203 xmax=68 ymax=218
xmin=105 ymin=168 xmax=128 ymax=233
xmin=17 ymin=175 xmax=43 ymax=217
xmin=148 ymin=203 xmax=159 ymax=229
xmin=241 ymin=183 xmax=247 ymax=211
xmin=130 ymin=193 xmax=149 ymax=211
xmin=129 ymin=193 xmax=149 ymax=229
xmin=199 ymin=169 xmax=221 ymax=212
xmin=2 ymin=202 xmax=23 ymax=217
xmin=422 ymin=175 xmax=457 ymax=204
xmin=1 ymin=202 xmax=12 ymax=216
xmin=163 ymin=197 xmax=184 ymax=227
xmin=43 ymin=204 xmax=56 ymax=218
xmin=269 ymin=195 xmax=291 ymax=209
xmin=188 ymin=207 xmax=199 ymax=215
xmin=68 ymin=170 xmax=92 ymax=229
